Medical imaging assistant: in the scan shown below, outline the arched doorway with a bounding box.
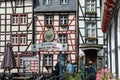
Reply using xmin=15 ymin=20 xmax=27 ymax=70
xmin=84 ymin=49 xmax=97 ymax=70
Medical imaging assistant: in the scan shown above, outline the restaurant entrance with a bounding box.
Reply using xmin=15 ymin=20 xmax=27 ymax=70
xmin=84 ymin=49 xmax=97 ymax=70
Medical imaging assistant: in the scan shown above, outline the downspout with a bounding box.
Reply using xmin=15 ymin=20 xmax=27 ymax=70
xmin=5 ymin=0 xmax=7 ymax=48
xmin=109 ymin=25 xmax=112 ymax=73
xmin=76 ymin=0 xmax=79 ymax=73
xmin=32 ymin=0 xmax=35 ymax=45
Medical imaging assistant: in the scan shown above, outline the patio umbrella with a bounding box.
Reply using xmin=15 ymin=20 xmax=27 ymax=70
xmin=1 ymin=43 xmax=16 ymax=79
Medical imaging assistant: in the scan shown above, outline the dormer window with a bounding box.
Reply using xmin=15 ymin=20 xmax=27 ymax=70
xmin=61 ymin=0 xmax=68 ymax=4
xmin=44 ymin=0 xmax=51 ymax=5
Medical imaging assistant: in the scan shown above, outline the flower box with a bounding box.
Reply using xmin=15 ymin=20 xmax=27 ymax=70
xmin=85 ymin=11 xmax=97 ymax=15
xmin=86 ymin=37 xmax=97 ymax=42
xmin=45 ymin=24 xmax=53 ymax=28
xmin=60 ymin=24 xmax=68 ymax=28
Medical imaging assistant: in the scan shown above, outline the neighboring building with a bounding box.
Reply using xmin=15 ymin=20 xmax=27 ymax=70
xmin=0 ymin=0 xmax=39 ymax=72
xmin=78 ymin=0 xmax=105 ymax=71
xmin=32 ymin=0 xmax=77 ymax=74
xmin=101 ymin=0 xmax=120 ymax=76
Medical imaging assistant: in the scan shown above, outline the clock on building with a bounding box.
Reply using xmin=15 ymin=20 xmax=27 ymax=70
xmin=44 ymin=30 xmax=55 ymax=42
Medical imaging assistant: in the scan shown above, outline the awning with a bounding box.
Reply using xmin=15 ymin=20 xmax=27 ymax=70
xmin=80 ymin=44 xmax=103 ymax=51
xmin=102 ymin=0 xmax=116 ymax=33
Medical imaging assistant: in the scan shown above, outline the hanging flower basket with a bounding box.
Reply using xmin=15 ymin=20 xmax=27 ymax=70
xmin=60 ymin=24 xmax=68 ymax=28
xmin=44 ymin=65 xmax=52 ymax=71
xmin=85 ymin=11 xmax=97 ymax=15
xmin=45 ymin=24 xmax=53 ymax=28
xmin=86 ymin=37 xmax=97 ymax=42
xmin=86 ymin=21 xmax=96 ymax=24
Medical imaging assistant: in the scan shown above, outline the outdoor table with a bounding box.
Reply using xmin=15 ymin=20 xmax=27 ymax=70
xmin=12 ymin=76 xmax=30 ymax=80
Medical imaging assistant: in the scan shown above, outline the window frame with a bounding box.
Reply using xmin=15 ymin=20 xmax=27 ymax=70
xmin=45 ymin=15 xmax=53 ymax=26
xmin=60 ymin=0 xmax=68 ymax=4
xmin=60 ymin=15 xmax=68 ymax=26
xmin=11 ymin=35 xmax=18 ymax=45
xmin=86 ymin=0 xmax=96 ymax=12
xmin=43 ymin=0 xmax=52 ymax=5
xmin=11 ymin=14 xmax=28 ymax=26
xmin=43 ymin=54 xmax=53 ymax=66
xmin=15 ymin=0 xmax=24 ymax=6
xmin=20 ymin=34 xmax=27 ymax=45
xmin=58 ymin=34 xmax=67 ymax=43
xmin=86 ymin=22 xmax=96 ymax=38
xmin=11 ymin=34 xmax=27 ymax=45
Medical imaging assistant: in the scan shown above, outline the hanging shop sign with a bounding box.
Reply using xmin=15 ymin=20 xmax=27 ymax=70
xmin=32 ymin=42 xmax=68 ymax=52
xmin=44 ymin=30 xmax=55 ymax=42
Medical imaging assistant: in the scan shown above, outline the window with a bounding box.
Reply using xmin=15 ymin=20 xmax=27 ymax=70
xmin=58 ymin=34 xmax=67 ymax=43
xmin=22 ymin=58 xmax=39 ymax=72
xmin=16 ymin=0 xmax=23 ymax=6
xmin=86 ymin=0 xmax=96 ymax=12
xmin=12 ymin=35 xmax=18 ymax=45
xmin=44 ymin=54 xmax=53 ymax=66
xmin=11 ymin=14 xmax=27 ymax=25
xmin=45 ymin=16 xmax=53 ymax=26
xmin=11 ymin=34 xmax=27 ymax=45
xmin=44 ymin=0 xmax=51 ymax=5
xmin=86 ymin=22 xmax=96 ymax=37
xmin=60 ymin=15 xmax=68 ymax=25
xmin=20 ymin=15 xmax=27 ymax=24
xmin=61 ymin=0 xmax=68 ymax=4
xmin=20 ymin=35 xmax=26 ymax=44
xmin=12 ymin=15 xmax=18 ymax=24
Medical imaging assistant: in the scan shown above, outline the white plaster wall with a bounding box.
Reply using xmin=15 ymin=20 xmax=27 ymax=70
xmin=111 ymin=52 xmax=116 ymax=75
xmin=117 ymin=9 xmax=120 ymax=76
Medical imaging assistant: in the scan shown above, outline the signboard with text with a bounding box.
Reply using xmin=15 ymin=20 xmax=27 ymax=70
xmin=32 ymin=42 xmax=68 ymax=52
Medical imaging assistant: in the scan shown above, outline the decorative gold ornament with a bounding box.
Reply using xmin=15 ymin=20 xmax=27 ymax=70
xmin=44 ymin=30 xmax=55 ymax=42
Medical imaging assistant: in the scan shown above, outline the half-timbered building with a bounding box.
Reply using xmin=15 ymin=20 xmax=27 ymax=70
xmin=0 ymin=0 xmax=106 ymax=75
xmin=78 ymin=0 xmax=106 ymax=71
xmin=0 ymin=0 xmax=38 ymax=73
xmin=32 ymin=0 xmax=77 ymax=74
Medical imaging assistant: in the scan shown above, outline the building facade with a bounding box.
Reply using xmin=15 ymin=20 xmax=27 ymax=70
xmin=32 ymin=0 xmax=77 ymax=74
xmin=101 ymin=0 xmax=120 ymax=76
xmin=0 ymin=0 xmax=106 ymax=75
xmin=0 ymin=0 xmax=39 ymax=72
xmin=0 ymin=0 xmax=78 ymax=74
xmin=78 ymin=0 xmax=105 ymax=71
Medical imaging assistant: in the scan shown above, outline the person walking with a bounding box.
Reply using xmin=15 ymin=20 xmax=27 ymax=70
xmin=87 ymin=61 xmax=96 ymax=80
xmin=54 ymin=61 xmax=60 ymax=80
xmin=66 ymin=61 xmax=73 ymax=74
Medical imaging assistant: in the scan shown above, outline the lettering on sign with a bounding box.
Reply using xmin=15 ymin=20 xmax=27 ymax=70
xmin=32 ymin=42 xmax=68 ymax=51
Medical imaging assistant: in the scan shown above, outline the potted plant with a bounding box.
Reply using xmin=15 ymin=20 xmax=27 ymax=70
xmin=86 ymin=37 xmax=97 ymax=42
xmin=60 ymin=24 xmax=68 ymax=28
xmin=86 ymin=21 xmax=96 ymax=24
xmin=45 ymin=24 xmax=53 ymax=28
xmin=85 ymin=11 xmax=97 ymax=15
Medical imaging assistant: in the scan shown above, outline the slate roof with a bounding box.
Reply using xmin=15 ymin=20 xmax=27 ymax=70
xmin=34 ymin=0 xmax=76 ymax=12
